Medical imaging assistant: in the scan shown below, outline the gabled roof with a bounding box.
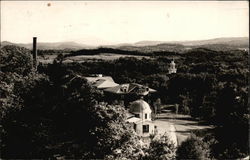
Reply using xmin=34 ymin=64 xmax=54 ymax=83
xmin=131 ymin=83 xmax=157 ymax=93
xmin=104 ymin=83 xmax=156 ymax=95
xmin=85 ymin=76 xmax=115 ymax=83
xmin=85 ymin=76 xmax=119 ymax=89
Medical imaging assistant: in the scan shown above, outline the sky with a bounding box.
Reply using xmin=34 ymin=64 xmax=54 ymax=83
xmin=1 ymin=1 xmax=249 ymax=46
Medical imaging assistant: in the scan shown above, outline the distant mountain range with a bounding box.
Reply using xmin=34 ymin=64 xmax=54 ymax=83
xmin=1 ymin=37 xmax=248 ymax=51
xmin=134 ymin=37 xmax=249 ymax=47
xmin=115 ymin=37 xmax=249 ymax=52
xmin=0 ymin=41 xmax=94 ymax=50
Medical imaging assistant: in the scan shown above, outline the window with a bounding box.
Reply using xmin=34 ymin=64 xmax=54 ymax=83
xmin=143 ymin=125 xmax=149 ymax=133
xmin=145 ymin=114 xmax=147 ymax=119
xmin=121 ymin=85 xmax=128 ymax=92
xmin=135 ymin=114 xmax=140 ymax=118
xmin=133 ymin=124 xmax=137 ymax=131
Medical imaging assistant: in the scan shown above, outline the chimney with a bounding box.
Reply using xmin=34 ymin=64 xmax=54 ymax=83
xmin=32 ymin=37 xmax=37 ymax=70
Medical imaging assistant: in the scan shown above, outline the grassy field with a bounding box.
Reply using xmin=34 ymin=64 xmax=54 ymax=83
xmin=66 ymin=53 xmax=151 ymax=62
xmin=38 ymin=55 xmax=57 ymax=64
xmin=154 ymin=113 xmax=214 ymax=145
xmin=38 ymin=53 xmax=152 ymax=64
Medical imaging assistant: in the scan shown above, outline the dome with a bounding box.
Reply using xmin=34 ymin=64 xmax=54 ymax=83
xmin=129 ymin=100 xmax=152 ymax=113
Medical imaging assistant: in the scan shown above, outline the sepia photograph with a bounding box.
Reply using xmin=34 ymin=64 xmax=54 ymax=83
xmin=0 ymin=1 xmax=249 ymax=159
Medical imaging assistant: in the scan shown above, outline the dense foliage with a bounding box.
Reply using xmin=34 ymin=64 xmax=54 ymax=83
xmin=1 ymin=44 xmax=248 ymax=159
xmin=143 ymin=135 xmax=176 ymax=160
xmin=66 ymin=47 xmax=180 ymax=57
xmin=176 ymin=134 xmax=210 ymax=160
xmin=39 ymin=47 xmax=249 ymax=158
xmin=0 ymin=45 xmax=33 ymax=75
xmin=1 ymin=46 xmax=145 ymax=159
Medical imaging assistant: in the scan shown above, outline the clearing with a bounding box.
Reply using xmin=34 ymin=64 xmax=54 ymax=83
xmin=154 ymin=113 xmax=214 ymax=145
xmin=38 ymin=53 xmax=152 ymax=64
xmin=66 ymin=53 xmax=151 ymax=62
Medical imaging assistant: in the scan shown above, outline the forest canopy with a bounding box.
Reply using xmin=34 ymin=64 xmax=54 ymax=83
xmin=0 ymin=45 xmax=249 ymax=159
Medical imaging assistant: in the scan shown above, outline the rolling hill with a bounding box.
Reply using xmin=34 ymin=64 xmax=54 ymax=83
xmin=0 ymin=41 xmax=93 ymax=50
xmin=1 ymin=37 xmax=248 ymax=52
xmin=134 ymin=37 xmax=248 ymax=47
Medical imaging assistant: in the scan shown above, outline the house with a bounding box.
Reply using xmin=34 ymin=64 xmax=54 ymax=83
xmin=126 ymin=99 xmax=155 ymax=138
xmin=85 ymin=74 xmax=119 ymax=89
xmin=104 ymin=83 xmax=156 ymax=96
xmin=85 ymin=75 xmax=157 ymax=106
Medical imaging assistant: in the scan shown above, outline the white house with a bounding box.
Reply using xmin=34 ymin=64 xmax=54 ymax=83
xmin=126 ymin=99 xmax=155 ymax=138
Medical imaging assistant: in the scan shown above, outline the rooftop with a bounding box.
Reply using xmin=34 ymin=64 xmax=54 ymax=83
xmin=85 ymin=75 xmax=119 ymax=89
xmin=104 ymin=83 xmax=156 ymax=95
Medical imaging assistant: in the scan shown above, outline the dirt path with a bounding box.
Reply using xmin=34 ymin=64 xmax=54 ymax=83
xmin=154 ymin=120 xmax=178 ymax=146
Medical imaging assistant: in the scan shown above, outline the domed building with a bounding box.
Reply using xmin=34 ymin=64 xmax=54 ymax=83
xmin=126 ymin=99 xmax=155 ymax=138
xmin=129 ymin=100 xmax=152 ymax=120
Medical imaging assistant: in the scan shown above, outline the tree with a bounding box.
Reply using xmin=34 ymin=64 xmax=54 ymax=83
xmin=53 ymin=53 xmax=65 ymax=64
xmin=93 ymin=104 xmax=143 ymax=159
xmin=178 ymin=94 xmax=191 ymax=115
xmin=143 ymin=134 xmax=176 ymax=160
xmin=176 ymin=134 xmax=210 ymax=160
xmin=1 ymin=67 xmax=143 ymax=159
xmin=0 ymin=45 xmax=33 ymax=75
xmin=212 ymin=83 xmax=249 ymax=159
xmin=0 ymin=45 xmax=35 ymax=119
xmin=153 ymin=98 xmax=162 ymax=117
xmin=1 ymin=72 xmax=52 ymax=158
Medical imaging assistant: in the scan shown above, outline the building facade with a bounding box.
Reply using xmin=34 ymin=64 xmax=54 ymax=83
xmin=126 ymin=99 xmax=155 ymax=138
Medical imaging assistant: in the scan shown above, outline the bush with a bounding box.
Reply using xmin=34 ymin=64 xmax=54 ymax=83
xmin=143 ymin=135 xmax=176 ymax=160
xmin=0 ymin=45 xmax=33 ymax=75
xmin=176 ymin=134 xmax=210 ymax=160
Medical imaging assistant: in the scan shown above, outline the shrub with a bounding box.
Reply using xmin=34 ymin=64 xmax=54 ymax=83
xmin=143 ymin=134 xmax=176 ymax=160
xmin=176 ymin=134 xmax=210 ymax=160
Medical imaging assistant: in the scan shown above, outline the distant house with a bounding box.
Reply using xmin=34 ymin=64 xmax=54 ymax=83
xmin=126 ymin=99 xmax=155 ymax=138
xmin=85 ymin=74 xmax=119 ymax=89
xmin=104 ymin=83 xmax=156 ymax=96
xmin=85 ymin=75 xmax=157 ymax=106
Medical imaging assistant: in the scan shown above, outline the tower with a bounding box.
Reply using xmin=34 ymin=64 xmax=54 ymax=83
xmin=168 ymin=59 xmax=177 ymax=74
xmin=32 ymin=37 xmax=37 ymax=70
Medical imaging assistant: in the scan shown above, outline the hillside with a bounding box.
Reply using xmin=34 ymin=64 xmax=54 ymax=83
xmin=181 ymin=37 xmax=249 ymax=47
xmin=134 ymin=37 xmax=248 ymax=47
xmin=117 ymin=43 xmax=185 ymax=53
xmin=1 ymin=37 xmax=248 ymax=52
xmin=1 ymin=41 xmax=93 ymax=50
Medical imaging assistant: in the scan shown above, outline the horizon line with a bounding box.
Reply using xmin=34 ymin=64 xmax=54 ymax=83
xmin=1 ymin=36 xmax=249 ymax=46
